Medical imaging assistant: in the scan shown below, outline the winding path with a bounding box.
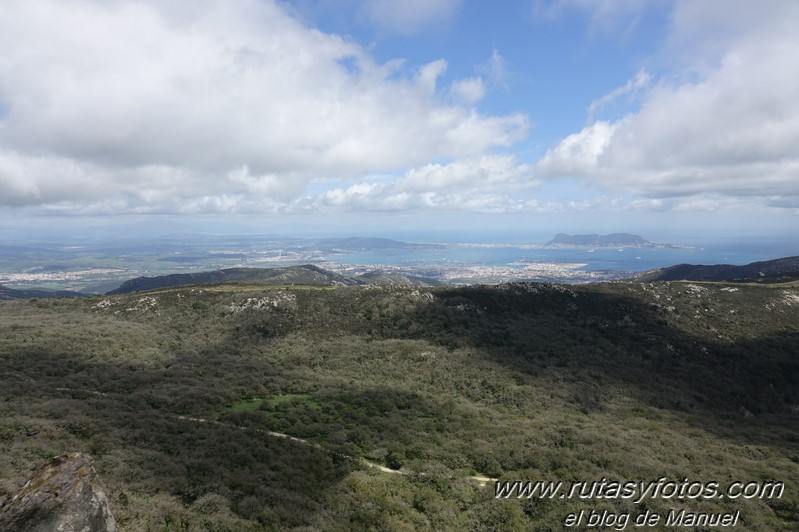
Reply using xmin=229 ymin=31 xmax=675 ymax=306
xmin=39 ymin=381 xmax=498 ymax=487
xmin=175 ymin=414 xmax=497 ymax=486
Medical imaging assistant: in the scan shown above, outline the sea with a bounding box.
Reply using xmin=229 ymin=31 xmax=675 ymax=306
xmin=327 ymin=239 xmax=798 ymax=274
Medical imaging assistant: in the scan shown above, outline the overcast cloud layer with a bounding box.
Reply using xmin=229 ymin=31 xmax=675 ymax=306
xmin=0 ymin=0 xmax=797 ymax=216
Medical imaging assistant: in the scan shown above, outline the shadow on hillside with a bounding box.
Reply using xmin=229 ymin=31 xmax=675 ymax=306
xmin=0 ymin=347 xmax=355 ymax=528
xmin=212 ymin=282 xmax=799 ymax=453
xmin=394 ymin=284 xmax=799 ymax=446
xmin=3 ymin=341 xmax=512 ymax=527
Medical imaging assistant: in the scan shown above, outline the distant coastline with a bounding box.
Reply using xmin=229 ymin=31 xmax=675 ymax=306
xmin=1 ymin=234 xmax=793 ymax=293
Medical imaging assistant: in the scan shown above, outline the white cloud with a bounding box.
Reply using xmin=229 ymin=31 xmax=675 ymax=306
xmin=536 ymin=122 xmax=614 ymax=176
xmin=0 ymin=0 xmax=526 ymax=213
xmin=0 ymin=149 xmax=105 ymax=206
xmin=416 ymin=59 xmax=448 ymax=94
xmin=398 ymin=155 xmax=534 ymax=193
xmin=663 ymin=0 xmax=790 ymax=68
xmin=532 ymin=0 xmax=659 ymax=37
xmin=361 ymin=0 xmax=462 ymax=35
xmin=536 ymin=0 xmax=799 ymax=205
xmin=449 ymin=77 xmax=486 ymax=105
xmin=225 ymin=165 xmax=306 ymax=200
xmin=313 ymin=155 xmax=536 ymax=213
xmin=587 ymin=70 xmax=651 ymax=119
xmin=478 ymin=49 xmax=510 ymax=90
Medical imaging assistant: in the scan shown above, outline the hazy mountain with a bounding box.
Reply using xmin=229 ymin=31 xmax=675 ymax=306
xmin=106 ymin=265 xmax=359 ymax=295
xmin=546 ymin=233 xmax=652 ymax=247
xmin=106 ymin=265 xmax=443 ymax=295
xmin=0 ymin=285 xmax=86 ymax=300
xmin=634 ymin=255 xmax=799 ymax=282
xmin=353 ymin=271 xmax=439 ymax=286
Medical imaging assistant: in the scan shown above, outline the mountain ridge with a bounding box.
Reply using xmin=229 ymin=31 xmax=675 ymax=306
xmin=105 ymin=265 xmax=358 ymax=295
xmin=105 ymin=264 xmax=439 ymax=295
xmin=0 ymin=285 xmax=87 ymax=300
xmin=633 ymin=255 xmax=799 ymax=282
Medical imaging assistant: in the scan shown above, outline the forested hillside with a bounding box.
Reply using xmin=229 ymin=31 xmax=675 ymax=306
xmin=1 ymin=280 xmax=798 ymax=530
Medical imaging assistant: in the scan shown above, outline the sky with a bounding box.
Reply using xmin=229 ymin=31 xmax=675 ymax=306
xmin=0 ymin=0 xmax=798 ymax=241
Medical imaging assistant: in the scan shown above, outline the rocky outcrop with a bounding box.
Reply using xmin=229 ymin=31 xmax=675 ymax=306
xmin=0 ymin=452 xmax=117 ymax=532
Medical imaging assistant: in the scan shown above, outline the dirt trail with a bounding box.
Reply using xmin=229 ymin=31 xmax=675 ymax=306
xmin=176 ymin=415 xmax=497 ymax=485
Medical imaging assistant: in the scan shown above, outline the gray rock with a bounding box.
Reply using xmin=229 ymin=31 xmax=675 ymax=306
xmin=0 ymin=452 xmax=117 ymax=532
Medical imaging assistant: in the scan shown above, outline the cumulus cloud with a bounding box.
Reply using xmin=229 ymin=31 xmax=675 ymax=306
xmin=313 ymin=155 xmax=535 ymax=213
xmin=536 ymin=0 xmax=799 ymax=206
xmin=398 ymin=155 xmax=534 ymax=193
xmin=0 ymin=0 xmax=526 ymax=213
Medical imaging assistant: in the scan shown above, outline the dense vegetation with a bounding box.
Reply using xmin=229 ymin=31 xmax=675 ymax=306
xmin=1 ymin=280 xmax=798 ymax=530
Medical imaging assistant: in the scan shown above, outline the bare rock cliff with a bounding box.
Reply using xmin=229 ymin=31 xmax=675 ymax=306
xmin=0 ymin=452 xmax=117 ymax=531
